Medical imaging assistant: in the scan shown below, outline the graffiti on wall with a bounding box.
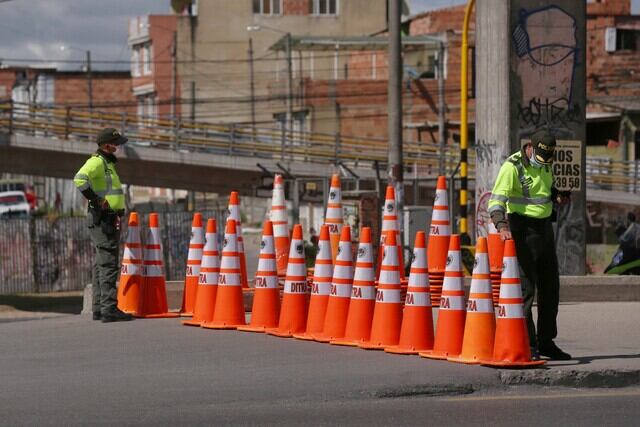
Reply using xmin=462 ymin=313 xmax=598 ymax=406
xmin=513 ymin=5 xmax=580 ymax=133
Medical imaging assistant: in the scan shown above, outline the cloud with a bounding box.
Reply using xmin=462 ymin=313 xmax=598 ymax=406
xmin=0 ymin=0 xmax=168 ymax=70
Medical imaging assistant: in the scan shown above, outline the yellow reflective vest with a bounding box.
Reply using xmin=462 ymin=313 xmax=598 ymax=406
xmin=73 ymin=153 xmax=125 ymax=211
xmin=488 ymin=150 xmax=553 ymax=219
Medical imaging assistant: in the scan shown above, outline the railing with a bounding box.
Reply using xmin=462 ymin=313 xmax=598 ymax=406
xmin=0 ymin=101 xmax=461 ymax=175
xmin=1 ymin=100 xmax=638 ymax=193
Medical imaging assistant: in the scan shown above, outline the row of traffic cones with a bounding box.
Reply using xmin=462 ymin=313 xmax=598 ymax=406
xmin=180 ymin=192 xmax=249 ymax=317
xmin=118 ymin=212 xmax=178 ymax=318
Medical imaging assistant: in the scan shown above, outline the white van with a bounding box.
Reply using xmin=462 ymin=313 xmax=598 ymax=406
xmin=0 ymin=191 xmax=30 ymax=219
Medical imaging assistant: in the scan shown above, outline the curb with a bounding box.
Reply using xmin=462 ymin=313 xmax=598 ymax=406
xmin=499 ymin=369 xmax=640 ymax=388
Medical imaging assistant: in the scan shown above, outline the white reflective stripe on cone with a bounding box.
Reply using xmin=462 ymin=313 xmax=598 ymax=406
xmin=202 ymin=256 xmax=219 ymax=269
xmin=375 ymin=288 xmax=401 ymax=303
xmin=466 ymin=297 xmax=494 ymax=313
xmin=121 ymin=264 xmax=140 ymax=276
xmin=191 ymin=226 xmax=204 ymax=244
xmin=311 ymin=281 xmax=331 ymax=295
xmin=188 ymin=248 xmax=203 ymax=260
xmin=351 ymin=285 xmax=376 ymax=300
xmin=434 ymin=189 xmax=448 ymax=206
xmin=330 ymin=283 xmax=352 ymax=298
xmin=379 ymin=270 xmax=400 ymax=285
xmin=186 ymin=264 xmax=201 ymax=277
xmin=144 ymin=249 xmax=163 ymax=261
xmin=218 ymin=273 xmax=241 ymax=286
xmin=255 ymin=275 xmax=278 ymax=288
xmin=143 ymin=265 xmax=163 ymax=277
xmin=497 ymin=303 xmax=525 ymax=319
xmin=469 ymin=279 xmax=492 ymax=294
xmin=199 ymin=272 xmax=219 ymax=285
xmin=474 ymin=253 xmax=490 ymax=274
xmin=499 ymin=283 xmax=523 ymax=299
xmin=431 ymin=208 xmax=450 ymax=221
xmin=412 ymin=248 xmax=426 ymax=267
xmin=438 ymin=295 xmax=465 ymax=311
xmin=408 ymin=272 xmax=428 ymax=288
xmin=501 ymin=258 xmax=520 ymax=279
xmin=272 ymin=223 xmax=289 ymax=236
xmin=284 ymin=280 xmax=308 ymax=294
xmin=430 ymin=224 xmax=451 ymax=235
xmin=442 ymin=276 xmax=464 ymax=291
xmin=404 ymin=291 xmax=432 ymax=307
xmin=148 ymin=228 xmax=161 ymax=243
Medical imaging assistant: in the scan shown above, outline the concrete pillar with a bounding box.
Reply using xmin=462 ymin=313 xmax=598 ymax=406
xmin=476 ymin=0 xmax=587 ymax=275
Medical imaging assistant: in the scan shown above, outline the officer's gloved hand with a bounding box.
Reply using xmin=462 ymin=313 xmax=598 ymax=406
xmin=91 ymin=197 xmax=110 ymax=212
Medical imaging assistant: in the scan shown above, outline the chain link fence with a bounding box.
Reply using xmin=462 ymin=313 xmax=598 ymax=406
xmin=0 ymin=210 xmax=225 ymax=294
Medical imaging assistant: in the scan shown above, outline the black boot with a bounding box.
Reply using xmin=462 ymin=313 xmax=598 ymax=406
xmin=101 ymin=308 xmax=134 ymax=323
xmin=92 ymin=312 xmax=102 ymax=321
xmin=538 ymin=341 xmax=571 ymax=360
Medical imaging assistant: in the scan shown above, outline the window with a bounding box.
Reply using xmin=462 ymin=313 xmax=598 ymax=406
xmin=131 ymin=48 xmax=140 ymax=77
xmin=142 ymin=44 xmax=152 ymax=75
xmin=605 ymin=27 xmax=640 ymax=52
xmin=310 ymin=0 xmax=338 ymax=15
xmin=253 ymin=0 xmax=281 ymax=15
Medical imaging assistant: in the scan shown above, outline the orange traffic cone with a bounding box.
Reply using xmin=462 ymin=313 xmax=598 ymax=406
xmin=448 ymin=237 xmax=496 ymax=364
xmin=331 ymin=227 xmax=376 ymax=347
xmin=314 ymin=226 xmax=353 ymax=343
xmin=293 ymin=225 xmax=333 ymax=340
xmin=325 ymin=174 xmax=344 ymax=262
xmin=179 ymin=213 xmax=204 ymax=316
xmin=202 ymin=219 xmax=246 ymax=329
xmin=482 ymin=240 xmax=545 ymax=368
xmin=360 ymin=229 xmax=402 ymax=350
xmin=238 ymin=221 xmax=281 ymax=333
xmin=487 ymin=221 xmax=505 ymax=306
xmin=427 ymin=176 xmax=451 ymax=307
xmin=377 ymin=185 xmax=404 ymax=280
xmin=117 ymin=212 xmax=143 ymax=314
xmin=183 ymin=219 xmax=219 ymax=327
xmin=137 ymin=213 xmax=178 ymax=318
xmin=270 ymin=174 xmax=290 ymax=277
xmin=228 ymin=192 xmax=249 ymax=289
xmin=385 ymin=231 xmax=434 ymax=355
xmin=267 ymin=224 xmax=308 ymax=337
xmin=420 ymin=235 xmax=465 ymax=359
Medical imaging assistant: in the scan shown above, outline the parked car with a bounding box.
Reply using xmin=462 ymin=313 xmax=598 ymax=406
xmin=0 ymin=191 xmax=30 ymax=219
xmin=0 ymin=180 xmax=37 ymax=210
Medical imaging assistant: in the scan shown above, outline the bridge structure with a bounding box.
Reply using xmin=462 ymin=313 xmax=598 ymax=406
xmin=0 ymin=101 xmax=638 ymax=203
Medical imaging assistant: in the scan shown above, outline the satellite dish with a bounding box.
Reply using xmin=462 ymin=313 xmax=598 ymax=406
xmin=171 ymin=0 xmax=192 ymax=14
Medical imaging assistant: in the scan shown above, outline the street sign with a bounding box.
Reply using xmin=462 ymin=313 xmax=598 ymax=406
xmin=553 ymin=139 xmax=582 ymax=191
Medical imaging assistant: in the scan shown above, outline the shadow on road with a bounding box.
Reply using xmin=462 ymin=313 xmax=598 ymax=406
xmin=0 ymin=292 xmax=83 ymax=314
xmin=546 ymin=353 xmax=640 ymax=367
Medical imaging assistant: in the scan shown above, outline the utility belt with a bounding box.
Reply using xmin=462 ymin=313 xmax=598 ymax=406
xmin=88 ymin=206 xmax=125 ymax=236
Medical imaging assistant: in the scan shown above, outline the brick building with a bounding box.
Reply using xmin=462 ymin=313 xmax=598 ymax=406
xmin=129 ymin=14 xmax=180 ymax=120
xmin=291 ymin=0 xmax=640 ymax=159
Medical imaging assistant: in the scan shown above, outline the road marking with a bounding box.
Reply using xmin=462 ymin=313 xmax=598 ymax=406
xmin=443 ymin=389 xmax=640 ymax=402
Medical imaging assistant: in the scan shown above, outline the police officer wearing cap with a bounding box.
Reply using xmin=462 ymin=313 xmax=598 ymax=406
xmin=74 ymin=128 xmax=133 ymax=323
xmin=488 ymin=130 xmax=571 ymax=360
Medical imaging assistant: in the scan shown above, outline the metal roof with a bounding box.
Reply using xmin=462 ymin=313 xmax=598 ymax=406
xmin=269 ymin=35 xmax=445 ymax=52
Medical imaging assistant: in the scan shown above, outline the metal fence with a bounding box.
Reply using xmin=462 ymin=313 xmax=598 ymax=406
xmin=0 ymin=209 xmax=225 ymax=294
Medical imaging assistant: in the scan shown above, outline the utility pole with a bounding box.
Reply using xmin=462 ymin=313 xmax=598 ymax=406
xmin=86 ymin=50 xmax=93 ymax=111
xmin=248 ymin=37 xmax=256 ymax=134
xmin=387 ymin=0 xmax=403 ymax=218
xmin=171 ymin=31 xmax=177 ymax=118
xmin=285 ymin=32 xmax=293 ymax=159
xmin=437 ymin=42 xmax=446 ymax=177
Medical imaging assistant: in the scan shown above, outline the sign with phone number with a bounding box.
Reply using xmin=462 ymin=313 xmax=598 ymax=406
xmin=552 ymin=140 xmax=582 ymax=191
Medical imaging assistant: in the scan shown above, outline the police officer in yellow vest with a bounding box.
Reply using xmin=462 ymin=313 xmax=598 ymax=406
xmin=74 ymin=128 xmax=133 ymax=323
xmin=488 ymin=130 xmax=570 ymax=360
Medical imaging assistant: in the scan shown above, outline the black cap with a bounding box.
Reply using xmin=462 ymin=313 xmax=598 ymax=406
xmin=97 ymin=128 xmax=128 ymax=146
xmin=530 ymin=130 xmax=556 ymax=165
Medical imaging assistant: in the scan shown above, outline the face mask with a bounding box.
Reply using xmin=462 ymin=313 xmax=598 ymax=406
xmin=529 ymin=154 xmax=543 ymax=168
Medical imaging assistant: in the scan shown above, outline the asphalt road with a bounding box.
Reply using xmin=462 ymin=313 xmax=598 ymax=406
xmin=1 ymin=312 xmax=639 ymax=426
